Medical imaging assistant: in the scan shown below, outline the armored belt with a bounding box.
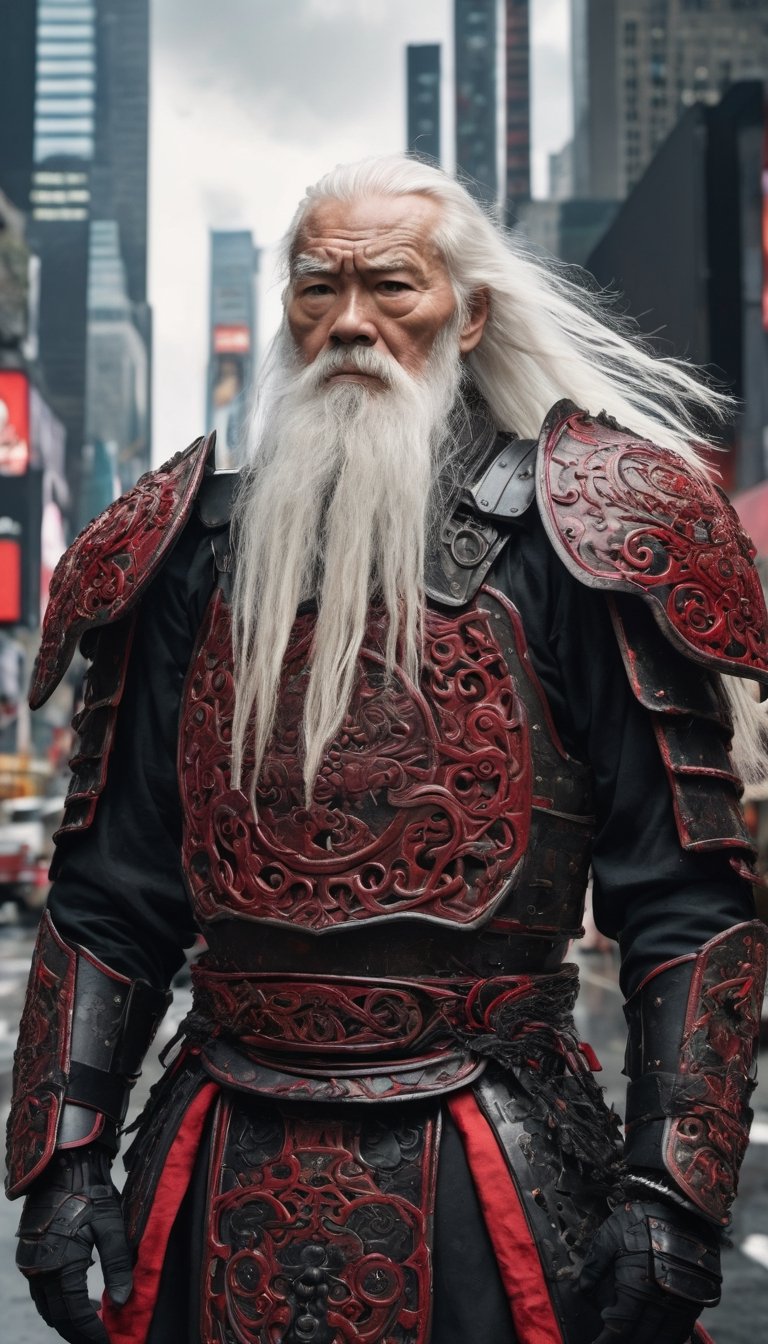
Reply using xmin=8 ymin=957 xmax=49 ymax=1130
xmin=182 ymin=961 xmax=598 ymax=1105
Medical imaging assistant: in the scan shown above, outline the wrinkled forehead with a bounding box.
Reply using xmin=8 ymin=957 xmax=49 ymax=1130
xmin=289 ymin=193 xmax=447 ymax=277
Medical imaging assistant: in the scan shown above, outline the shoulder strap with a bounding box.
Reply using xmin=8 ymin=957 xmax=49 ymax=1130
xmin=425 ymin=432 xmax=537 ymax=606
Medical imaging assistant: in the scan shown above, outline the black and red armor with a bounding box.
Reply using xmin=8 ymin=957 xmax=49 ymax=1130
xmin=7 ymin=398 xmax=768 ymax=1344
xmin=6 ymin=913 xmax=169 ymax=1198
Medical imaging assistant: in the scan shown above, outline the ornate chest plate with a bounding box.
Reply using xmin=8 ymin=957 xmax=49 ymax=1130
xmin=179 ymin=593 xmax=531 ymax=932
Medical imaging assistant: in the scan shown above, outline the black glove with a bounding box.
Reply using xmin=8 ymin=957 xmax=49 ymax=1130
xmin=576 ymin=1199 xmax=722 ymax=1344
xmin=16 ymin=1145 xmax=132 ymax=1344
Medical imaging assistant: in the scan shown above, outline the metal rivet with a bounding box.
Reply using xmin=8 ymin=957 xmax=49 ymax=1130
xmin=113 ymin=995 xmax=122 ymax=1005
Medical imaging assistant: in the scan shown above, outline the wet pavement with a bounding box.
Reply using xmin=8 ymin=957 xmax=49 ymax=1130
xmin=0 ymin=917 xmax=765 ymax=1342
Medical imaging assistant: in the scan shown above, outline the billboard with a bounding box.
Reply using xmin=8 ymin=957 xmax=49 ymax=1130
xmin=214 ymin=323 xmax=250 ymax=355
xmin=0 ymin=370 xmax=30 ymax=476
xmin=0 ymin=534 xmax=23 ymax=625
xmin=0 ymin=375 xmax=66 ymax=628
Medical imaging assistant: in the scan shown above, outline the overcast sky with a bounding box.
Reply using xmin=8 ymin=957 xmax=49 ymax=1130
xmin=149 ymin=0 xmax=571 ymax=460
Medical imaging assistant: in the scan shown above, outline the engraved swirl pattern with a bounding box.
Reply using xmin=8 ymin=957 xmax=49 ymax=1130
xmin=203 ymin=1103 xmax=435 ymax=1344
xmin=180 ymin=595 xmax=530 ymax=930
xmin=542 ymin=410 xmax=768 ymax=675
xmin=31 ymin=439 xmax=208 ymax=707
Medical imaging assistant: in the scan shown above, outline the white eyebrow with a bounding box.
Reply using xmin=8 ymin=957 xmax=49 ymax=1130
xmin=290 ymin=251 xmax=420 ymax=280
xmin=291 ymin=254 xmax=337 ymax=280
xmin=362 ymin=253 xmax=415 ymax=273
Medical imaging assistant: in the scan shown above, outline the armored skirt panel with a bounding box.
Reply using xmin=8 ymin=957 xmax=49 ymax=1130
xmin=109 ymin=1051 xmax=625 ymax=1344
xmin=178 ymin=583 xmax=594 ymax=949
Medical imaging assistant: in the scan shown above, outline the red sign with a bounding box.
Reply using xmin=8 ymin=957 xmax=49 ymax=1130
xmin=0 ymin=371 xmax=30 ymax=476
xmin=214 ymin=324 xmax=251 ymax=354
xmin=0 ymin=539 xmax=22 ymax=623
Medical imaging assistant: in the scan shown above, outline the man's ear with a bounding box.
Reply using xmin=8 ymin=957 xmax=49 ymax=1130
xmin=459 ymin=287 xmax=490 ymax=354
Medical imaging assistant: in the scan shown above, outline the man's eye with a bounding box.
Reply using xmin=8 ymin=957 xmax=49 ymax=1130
xmin=378 ymin=280 xmax=411 ymax=293
xmin=303 ymin=283 xmax=334 ymax=296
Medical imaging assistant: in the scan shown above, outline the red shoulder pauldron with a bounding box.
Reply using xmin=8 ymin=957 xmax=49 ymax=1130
xmin=30 ymin=435 xmax=214 ymax=709
xmin=536 ymin=401 xmax=768 ymax=685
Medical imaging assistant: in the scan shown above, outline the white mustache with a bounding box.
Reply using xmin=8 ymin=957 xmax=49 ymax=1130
xmin=308 ymin=344 xmax=397 ymax=388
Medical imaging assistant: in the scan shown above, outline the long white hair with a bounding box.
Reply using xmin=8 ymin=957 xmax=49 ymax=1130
xmin=235 ymin=153 xmax=765 ymax=788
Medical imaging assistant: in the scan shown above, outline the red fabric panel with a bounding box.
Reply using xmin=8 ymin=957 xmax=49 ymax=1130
xmin=694 ymin=1325 xmax=717 ymax=1344
xmin=448 ymin=1090 xmax=563 ymax=1344
xmin=102 ymin=1080 xmax=219 ymax=1344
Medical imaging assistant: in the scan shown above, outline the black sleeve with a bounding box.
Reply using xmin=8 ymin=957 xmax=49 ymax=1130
xmin=46 ymin=514 xmax=215 ymax=989
xmin=491 ymin=510 xmax=755 ymax=999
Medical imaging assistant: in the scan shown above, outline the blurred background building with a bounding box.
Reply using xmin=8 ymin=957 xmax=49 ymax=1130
xmin=0 ymin=0 xmax=151 ymax=530
xmin=206 ymin=230 xmax=260 ymax=471
xmin=455 ymin=0 xmax=499 ymax=208
xmin=504 ymin=0 xmax=532 ymax=221
xmin=587 ymin=79 xmax=767 ymax=493
xmin=406 ymin=44 xmax=442 ymax=164
xmin=571 ymin=0 xmax=768 ymax=200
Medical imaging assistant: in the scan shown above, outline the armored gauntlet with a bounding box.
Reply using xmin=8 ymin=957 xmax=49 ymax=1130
xmin=5 ymin=910 xmax=169 ymax=1198
xmin=622 ymin=920 xmax=767 ymax=1226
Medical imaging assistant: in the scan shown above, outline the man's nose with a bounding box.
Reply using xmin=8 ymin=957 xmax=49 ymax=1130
xmin=328 ymin=291 xmax=377 ymax=347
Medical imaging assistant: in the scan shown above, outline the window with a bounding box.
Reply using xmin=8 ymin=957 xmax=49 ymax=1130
xmin=37 ymin=98 xmax=93 ymax=114
xmin=37 ymin=78 xmax=94 ymax=94
xmin=37 ymin=60 xmax=95 ymax=75
xmin=35 ymin=118 xmax=93 ymax=134
xmin=30 ymin=187 xmax=90 ymax=203
xmin=33 ymin=206 xmax=89 ymax=221
xmin=38 ymin=42 xmax=94 ymax=58
xmin=39 ymin=24 xmax=92 ymax=38
xmin=34 ymin=135 xmax=93 ymax=160
xmin=40 ymin=3 xmax=94 ymax=16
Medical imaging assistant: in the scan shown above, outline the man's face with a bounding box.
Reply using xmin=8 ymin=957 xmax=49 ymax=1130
xmin=286 ymin=194 xmax=484 ymax=387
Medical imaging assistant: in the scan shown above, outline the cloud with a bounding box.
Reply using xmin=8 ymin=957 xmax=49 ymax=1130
xmin=153 ymin=0 xmax=446 ymax=146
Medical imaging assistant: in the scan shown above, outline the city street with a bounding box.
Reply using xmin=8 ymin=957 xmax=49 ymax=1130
xmin=0 ymin=920 xmax=765 ymax=1342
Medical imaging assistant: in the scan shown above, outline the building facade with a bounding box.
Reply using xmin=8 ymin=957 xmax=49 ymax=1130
xmin=455 ymin=0 xmax=498 ymax=208
xmin=573 ymin=0 xmax=768 ymax=200
xmin=407 ymin=44 xmax=441 ymax=165
xmin=84 ymin=220 xmax=148 ymax=509
xmin=587 ymin=82 xmax=768 ymax=490
xmin=207 ymin=231 xmax=259 ymax=471
xmin=504 ymin=0 xmax=531 ymax=219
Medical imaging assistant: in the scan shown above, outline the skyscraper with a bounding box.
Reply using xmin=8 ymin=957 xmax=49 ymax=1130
xmin=0 ymin=0 xmax=151 ymax=517
xmin=93 ymin=0 xmax=149 ymax=309
xmin=207 ymin=231 xmax=260 ymax=471
xmin=407 ymin=45 xmax=441 ymax=165
xmin=85 ymin=220 xmax=148 ymax=504
xmin=455 ymin=0 xmax=498 ymax=208
xmin=571 ymin=0 xmax=618 ymax=198
xmin=0 ymin=1 xmax=37 ymax=217
xmin=504 ymin=0 xmax=531 ymax=219
xmin=572 ymin=0 xmax=768 ymax=200
xmin=22 ymin=0 xmax=97 ymax=500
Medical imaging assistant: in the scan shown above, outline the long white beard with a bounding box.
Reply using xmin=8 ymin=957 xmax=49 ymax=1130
xmin=230 ymin=326 xmax=465 ymax=803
